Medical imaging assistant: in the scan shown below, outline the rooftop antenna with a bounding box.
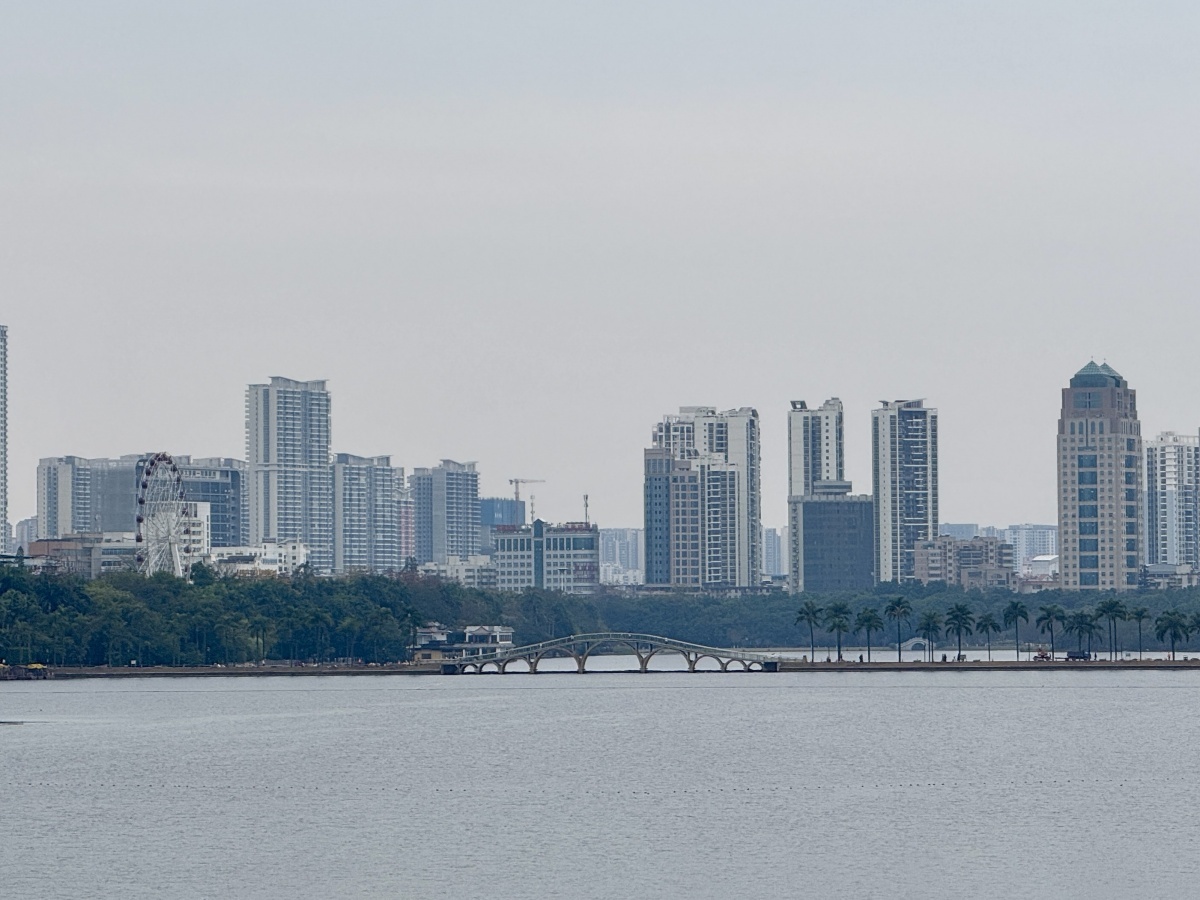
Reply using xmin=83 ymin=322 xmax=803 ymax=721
xmin=530 ymin=495 xmax=537 ymax=522
xmin=584 ymin=494 xmax=590 ymax=526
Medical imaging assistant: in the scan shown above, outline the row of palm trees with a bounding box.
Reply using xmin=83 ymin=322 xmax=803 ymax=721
xmin=794 ymin=597 xmax=1198 ymax=662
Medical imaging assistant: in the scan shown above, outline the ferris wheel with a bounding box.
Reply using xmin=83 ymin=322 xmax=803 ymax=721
xmin=134 ymin=451 xmax=193 ymax=578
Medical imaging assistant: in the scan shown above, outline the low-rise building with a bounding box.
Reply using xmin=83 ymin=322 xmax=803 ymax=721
xmin=27 ymin=533 xmax=139 ymax=579
xmin=418 ymin=555 xmax=497 ymax=589
xmin=207 ymin=539 xmax=309 ymax=577
xmin=411 ymin=623 xmax=515 ymax=661
xmin=493 ymin=520 xmax=600 ymax=594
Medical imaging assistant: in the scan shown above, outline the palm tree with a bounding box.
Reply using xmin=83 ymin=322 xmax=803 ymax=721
xmin=1155 ymin=609 xmax=1190 ymax=660
xmin=918 ymin=610 xmax=943 ymax=662
xmin=975 ymin=612 xmax=1000 ymax=661
xmin=824 ymin=602 xmax=852 ymax=661
xmin=944 ymin=603 xmax=975 ymax=661
xmin=1003 ymin=600 xmax=1030 ymax=661
xmin=795 ymin=599 xmax=825 ymax=663
xmin=1129 ymin=606 xmax=1150 ymax=660
xmin=854 ymin=608 xmax=884 ymax=662
xmin=1065 ymin=609 xmax=1099 ymax=657
xmin=1095 ymin=598 xmax=1127 ymax=661
xmin=884 ymin=597 xmax=913 ymax=662
xmin=1035 ymin=604 xmax=1066 ymax=659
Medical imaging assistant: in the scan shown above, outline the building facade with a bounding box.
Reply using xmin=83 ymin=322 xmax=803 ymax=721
xmin=1145 ymin=431 xmax=1199 ymax=569
xmin=246 ymin=377 xmax=333 ymax=572
xmin=872 ymin=399 xmax=939 ymax=582
xmin=787 ymin=398 xmax=844 ymax=497
xmin=763 ymin=527 xmax=784 ymax=577
xmin=1001 ymin=524 xmax=1059 ymax=573
xmin=492 ymin=520 xmax=600 ymax=594
xmin=332 ymin=454 xmax=402 ymax=574
xmin=643 ymin=407 xmax=761 ymax=588
xmin=1056 ymin=362 xmax=1143 ymax=590
xmin=913 ymin=535 xmax=1015 ymax=590
xmin=788 ymin=481 xmax=875 ymax=593
xmin=480 ymin=497 xmax=526 ymax=554
xmin=36 ymin=456 xmax=92 ymax=539
xmin=410 ymin=460 xmax=480 ymax=564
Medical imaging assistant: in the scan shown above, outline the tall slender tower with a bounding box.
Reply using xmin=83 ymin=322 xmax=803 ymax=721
xmin=1057 ymin=362 xmax=1142 ymax=590
xmin=1145 ymin=432 xmax=1199 ymax=567
xmin=787 ymin=398 xmax=844 ymax=497
xmin=0 ymin=325 xmax=7 ymax=553
xmin=246 ymin=377 xmax=333 ymax=572
xmin=872 ymin=399 xmax=938 ymax=582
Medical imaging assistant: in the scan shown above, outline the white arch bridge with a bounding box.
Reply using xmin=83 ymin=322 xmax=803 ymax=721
xmin=440 ymin=633 xmax=782 ymax=675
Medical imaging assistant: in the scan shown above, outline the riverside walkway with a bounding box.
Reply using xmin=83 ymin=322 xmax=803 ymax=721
xmin=439 ymin=632 xmax=782 ymax=674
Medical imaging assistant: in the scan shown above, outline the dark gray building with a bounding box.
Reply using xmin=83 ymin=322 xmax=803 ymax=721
xmin=175 ymin=457 xmax=248 ymax=548
xmin=643 ymin=447 xmax=673 ymax=584
xmin=789 ymin=481 xmax=875 ymax=593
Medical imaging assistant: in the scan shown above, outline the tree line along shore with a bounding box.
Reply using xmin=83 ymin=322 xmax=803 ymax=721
xmin=5 ymin=562 xmax=1200 ymax=667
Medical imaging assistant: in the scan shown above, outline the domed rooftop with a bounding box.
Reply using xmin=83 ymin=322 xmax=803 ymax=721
xmin=1070 ymin=360 xmax=1127 ymax=389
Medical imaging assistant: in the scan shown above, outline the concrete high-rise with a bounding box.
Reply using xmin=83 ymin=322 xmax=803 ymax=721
xmin=36 ymin=456 xmax=92 ymax=539
xmin=872 ymin=399 xmax=939 ymax=582
xmin=787 ymin=398 xmax=844 ymax=497
xmin=0 ymin=325 xmax=7 ymax=552
xmin=1145 ymin=431 xmax=1197 ymax=568
xmin=246 ymin=377 xmax=333 ymax=572
xmin=410 ymin=460 xmax=480 ymax=564
xmin=643 ymin=407 xmax=761 ymax=588
xmin=1057 ymin=362 xmax=1143 ymax=590
xmin=789 ymin=481 xmax=875 ymax=593
xmin=332 ymin=454 xmax=402 ymax=574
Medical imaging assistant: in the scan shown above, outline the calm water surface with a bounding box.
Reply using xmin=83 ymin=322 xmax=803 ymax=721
xmin=4 ymin=670 xmax=1199 ymax=899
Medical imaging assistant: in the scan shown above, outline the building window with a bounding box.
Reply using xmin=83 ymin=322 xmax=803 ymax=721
xmin=1079 ymin=471 xmax=1098 ymax=485
xmin=1078 ymin=488 xmax=1098 ymax=501
xmin=1079 ymin=556 xmax=1100 ymax=569
xmin=1079 ymin=506 xmax=1099 ymax=518
xmin=1080 ymin=572 xmax=1100 ymax=585
xmin=1078 ymin=455 xmax=1098 ymax=468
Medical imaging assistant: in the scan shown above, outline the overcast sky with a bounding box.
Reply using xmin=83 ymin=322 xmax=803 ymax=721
xmin=3 ymin=2 xmax=1199 ymax=531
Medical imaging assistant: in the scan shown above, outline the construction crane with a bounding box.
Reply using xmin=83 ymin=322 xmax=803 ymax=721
xmin=509 ymin=478 xmax=545 ymax=504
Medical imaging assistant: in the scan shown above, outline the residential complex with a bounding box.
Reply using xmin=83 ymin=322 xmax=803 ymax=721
xmin=246 ymin=377 xmax=333 ymax=572
xmin=787 ymin=398 xmax=844 ymax=496
xmin=643 ymin=407 xmax=761 ymax=588
xmin=872 ymin=399 xmax=939 ymax=582
xmin=332 ymin=454 xmax=403 ymax=574
xmin=1056 ymin=362 xmax=1143 ymax=590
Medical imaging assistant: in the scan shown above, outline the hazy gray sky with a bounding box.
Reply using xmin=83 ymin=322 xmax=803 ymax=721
xmin=3 ymin=2 xmax=1199 ymax=530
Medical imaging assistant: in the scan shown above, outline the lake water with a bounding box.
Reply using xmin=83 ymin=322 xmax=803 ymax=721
xmin=4 ymin=669 xmax=1200 ymax=899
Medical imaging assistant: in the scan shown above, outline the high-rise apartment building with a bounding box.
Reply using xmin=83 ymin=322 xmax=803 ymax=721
xmin=643 ymin=407 xmax=761 ymax=588
xmin=788 ymin=398 xmax=844 ymax=497
xmin=872 ymin=399 xmax=939 ymax=582
xmin=410 ymin=460 xmax=480 ymax=564
xmin=332 ymin=454 xmax=402 ymax=574
xmin=174 ymin=457 xmax=248 ymax=549
xmin=1056 ymin=362 xmax=1143 ymax=590
xmin=36 ymin=456 xmax=92 ymax=539
xmin=0 ymin=325 xmax=7 ymax=552
xmin=1145 ymin=431 xmax=1198 ymax=568
xmin=246 ymin=377 xmax=333 ymax=572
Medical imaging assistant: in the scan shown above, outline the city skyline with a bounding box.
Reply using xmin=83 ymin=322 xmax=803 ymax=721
xmin=6 ymin=352 xmax=1200 ymax=536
